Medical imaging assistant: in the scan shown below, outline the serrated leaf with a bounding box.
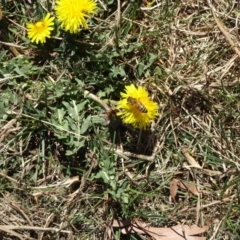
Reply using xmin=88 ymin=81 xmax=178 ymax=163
xmin=80 ymin=115 xmax=91 ymax=134
xmin=57 ymin=108 xmax=66 ymax=123
xmin=14 ymin=66 xmax=28 ymax=78
xmin=72 ymin=100 xmax=79 ymax=119
xmin=65 ymin=150 xmax=74 ymax=156
xmin=137 ymin=63 xmax=145 ymax=77
xmin=91 ymin=170 xmax=110 ymax=184
xmin=62 ymin=101 xmax=78 ymax=119
xmin=77 ymin=100 xmax=87 ymax=112
xmin=65 ymin=139 xmax=85 ymax=156
xmin=91 ymin=116 xmax=105 ymax=124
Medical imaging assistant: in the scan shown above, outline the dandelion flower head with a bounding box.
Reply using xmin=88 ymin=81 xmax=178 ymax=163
xmin=116 ymin=84 xmax=158 ymax=129
xmin=27 ymin=13 xmax=55 ymax=44
xmin=55 ymin=0 xmax=97 ymax=33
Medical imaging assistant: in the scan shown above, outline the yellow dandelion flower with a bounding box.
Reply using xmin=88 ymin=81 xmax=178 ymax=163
xmin=27 ymin=13 xmax=55 ymax=44
xmin=55 ymin=0 xmax=97 ymax=34
xmin=116 ymin=84 xmax=158 ymax=129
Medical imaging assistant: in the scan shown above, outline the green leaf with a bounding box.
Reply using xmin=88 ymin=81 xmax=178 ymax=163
xmin=92 ymin=170 xmax=110 ymax=184
xmin=57 ymin=108 xmax=66 ymax=124
xmin=91 ymin=116 xmax=105 ymax=124
xmin=80 ymin=115 xmax=91 ymax=134
xmin=65 ymin=139 xmax=85 ymax=155
xmin=14 ymin=65 xmax=28 ymax=78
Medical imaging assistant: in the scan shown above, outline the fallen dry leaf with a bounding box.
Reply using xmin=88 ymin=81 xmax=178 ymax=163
xmin=112 ymin=219 xmax=209 ymax=240
xmin=170 ymin=178 xmax=200 ymax=201
xmin=202 ymin=168 xmax=222 ymax=176
xmin=181 ymin=148 xmax=222 ymax=176
xmin=170 ymin=178 xmax=179 ymax=201
xmin=178 ymin=180 xmax=200 ymax=196
xmin=182 ymin=148 xmax=202 ymax=169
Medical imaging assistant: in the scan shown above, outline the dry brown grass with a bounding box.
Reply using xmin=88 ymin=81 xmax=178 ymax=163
xmin=0 ymin=0 xmax=240 ymax=239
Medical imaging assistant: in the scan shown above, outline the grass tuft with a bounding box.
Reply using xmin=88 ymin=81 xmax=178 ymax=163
xmin=0 ymin=0 xmax=240 ymax=239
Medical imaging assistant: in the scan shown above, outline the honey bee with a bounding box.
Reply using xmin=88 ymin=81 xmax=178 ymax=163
xmin=127 ymin=97 xmax=148 ymax=113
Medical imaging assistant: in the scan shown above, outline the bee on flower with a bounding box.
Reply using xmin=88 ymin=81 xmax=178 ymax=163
xmin=116 ymin=84 xmax=158 ymax=129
